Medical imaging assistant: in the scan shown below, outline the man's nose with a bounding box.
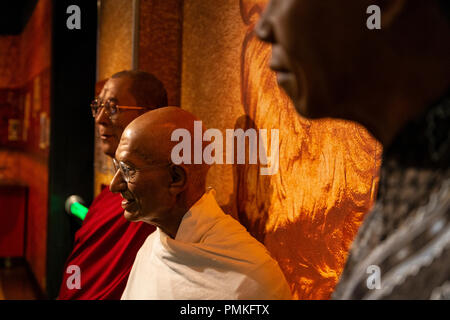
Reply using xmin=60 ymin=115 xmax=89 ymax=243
xmin=255 ymin=5 xmax=276 ymax=43
xmin=95 ymin=105 xmax=109 ymax=125
xmin=110 ymin=170 xmax=127 ymax=193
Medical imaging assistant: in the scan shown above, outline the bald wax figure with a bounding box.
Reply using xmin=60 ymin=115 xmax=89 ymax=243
xmin=110 ymin=107 xmax=292 ymax=300
xmin=58 ymin=70 xmax=169 ymax=300
xmin=256 ymin=0 xmax=450 ymax=299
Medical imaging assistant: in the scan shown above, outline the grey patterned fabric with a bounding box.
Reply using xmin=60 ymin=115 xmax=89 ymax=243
xmin=333 ymin=93 xmax=450 ymax=300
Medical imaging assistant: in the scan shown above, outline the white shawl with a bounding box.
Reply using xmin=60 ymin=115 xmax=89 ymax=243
xmin=121 ymin=189 xmax=292 ymax=300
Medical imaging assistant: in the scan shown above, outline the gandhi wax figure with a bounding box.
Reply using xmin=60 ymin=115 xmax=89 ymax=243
xmin=110 ymin=107 xmax=292 ymax=300
xmin=256 ymin=0 xmax=450 ymax=299
xmin=59 ymin=70 xmax=168 ymax=300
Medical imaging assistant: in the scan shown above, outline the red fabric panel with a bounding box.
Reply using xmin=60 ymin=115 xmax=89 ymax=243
xmin=0 ymin=185 xmax=27 ymax=257
xmin=58 ymin=187 xmax=155 ymax=300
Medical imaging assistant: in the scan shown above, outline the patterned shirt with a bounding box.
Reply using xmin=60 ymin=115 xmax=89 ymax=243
xmin=333 ymin=93 xmax=450 ymax=299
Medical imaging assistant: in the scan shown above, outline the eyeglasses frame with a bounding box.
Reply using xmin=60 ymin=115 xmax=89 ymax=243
xmin=91 ymin=98 xmax=146 ymax=120
xmin=112 ymin=158 xmax=171 ymax=183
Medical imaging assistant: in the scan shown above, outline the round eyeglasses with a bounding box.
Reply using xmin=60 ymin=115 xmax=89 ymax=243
xmin=113 ymin=159 xmax=170 ymax=183
xmin=91 ymin=98 xmax=146 ymax=120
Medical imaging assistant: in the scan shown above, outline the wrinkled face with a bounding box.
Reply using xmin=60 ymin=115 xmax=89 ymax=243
xmin=109 ymin=130 xmax=173 ymax=224
xmin=256 ymin=0 xmax=373 ymax=119
xmin=95 ymin=77 xmax=143 ymax=157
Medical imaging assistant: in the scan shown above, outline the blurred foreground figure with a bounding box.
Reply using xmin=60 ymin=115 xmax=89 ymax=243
xmin=111 ymin=107 xmax=292 ymax=299
xmin=58 ymin=70 xmax=168 ymax=299
xmin=256 ymin=0 xmax=450 ymax=299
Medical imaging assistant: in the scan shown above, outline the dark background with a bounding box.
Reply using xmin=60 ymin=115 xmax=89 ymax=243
xmin=46 ymin=0 xmax=97 ymax=299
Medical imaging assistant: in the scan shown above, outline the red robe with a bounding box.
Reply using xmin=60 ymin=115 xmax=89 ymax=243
xmin=58 ymin=187 xmax=155 ymax=300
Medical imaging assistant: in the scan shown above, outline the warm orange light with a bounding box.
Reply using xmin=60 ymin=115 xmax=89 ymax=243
xmin=237 ymin=3 xmax=381 ymax=299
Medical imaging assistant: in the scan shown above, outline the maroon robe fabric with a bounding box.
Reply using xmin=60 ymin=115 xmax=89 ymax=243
xmin=58 ymin=187 xmax=155 ymax=300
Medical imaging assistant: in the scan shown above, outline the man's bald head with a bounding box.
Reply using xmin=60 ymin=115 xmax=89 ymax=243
xmin=111 ymin=107 xmax=211 ymax=235
xmin=123 ymin=107 xmax=208 ymax=170
xmin=123 ymin=107 xmax=210 ymax=194
xmin=121 ymin=107 xmax=205 ymax=166
xmin=111 ymin=70 xmax=168 ymax=109
xmin=95 ymin=70 xmax=170 ymax=158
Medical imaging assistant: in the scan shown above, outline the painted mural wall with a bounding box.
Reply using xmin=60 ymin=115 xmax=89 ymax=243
xmin=0 ymin=0 xmax=52 ymax=290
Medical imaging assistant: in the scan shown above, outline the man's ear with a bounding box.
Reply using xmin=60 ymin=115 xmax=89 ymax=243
xmin=379 ymin=0 xmax=406 ymax=28
xmin=168 ymin=164 xmax=187 ymax=196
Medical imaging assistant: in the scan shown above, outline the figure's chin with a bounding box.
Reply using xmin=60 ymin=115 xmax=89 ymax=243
xmin=100 ymin=144 xmax=113 ymax=158
xmin=289 ymin=76 xmax=319 ymax=120
xmin=293 ymin=97 xmax=314 ymax=119
xmin=276 ymin=72 xmax=298 ymax=101
xmin=100 ymin=139 xmax=118 ymax=158
xmin=124 ymin=210 xmax=141 ymax=222
xmin=276 ymin=70 xmax=312 ymax=119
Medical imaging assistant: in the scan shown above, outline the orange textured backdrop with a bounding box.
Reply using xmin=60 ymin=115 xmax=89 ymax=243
xmin=138 ymin=0 xmax=183 ymax=106
xmin=94 ymin=0 xmax=183 ymax=196
xmin=182 ymin=0 xmax=382 ymax=299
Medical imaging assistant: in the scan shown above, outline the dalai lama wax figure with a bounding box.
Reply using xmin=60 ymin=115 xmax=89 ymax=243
xmin=58 ymin=70 xmax=169 ymax=299
xmin=110 ymin=107 xmax=292 ymax=299
xmin=256 ymin=0 xmax=450 ymax=299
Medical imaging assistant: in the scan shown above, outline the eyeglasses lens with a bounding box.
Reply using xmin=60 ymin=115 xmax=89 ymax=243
xmin=113 ymin=159 xmax=131 ymax=182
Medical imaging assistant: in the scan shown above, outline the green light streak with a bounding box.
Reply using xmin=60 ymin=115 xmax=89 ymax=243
xmin=70 ymin=202 xmax=88 ymax=220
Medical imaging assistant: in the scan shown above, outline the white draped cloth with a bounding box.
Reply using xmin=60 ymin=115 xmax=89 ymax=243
xmin=121 ymin=189 xmax=292 ymax=300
